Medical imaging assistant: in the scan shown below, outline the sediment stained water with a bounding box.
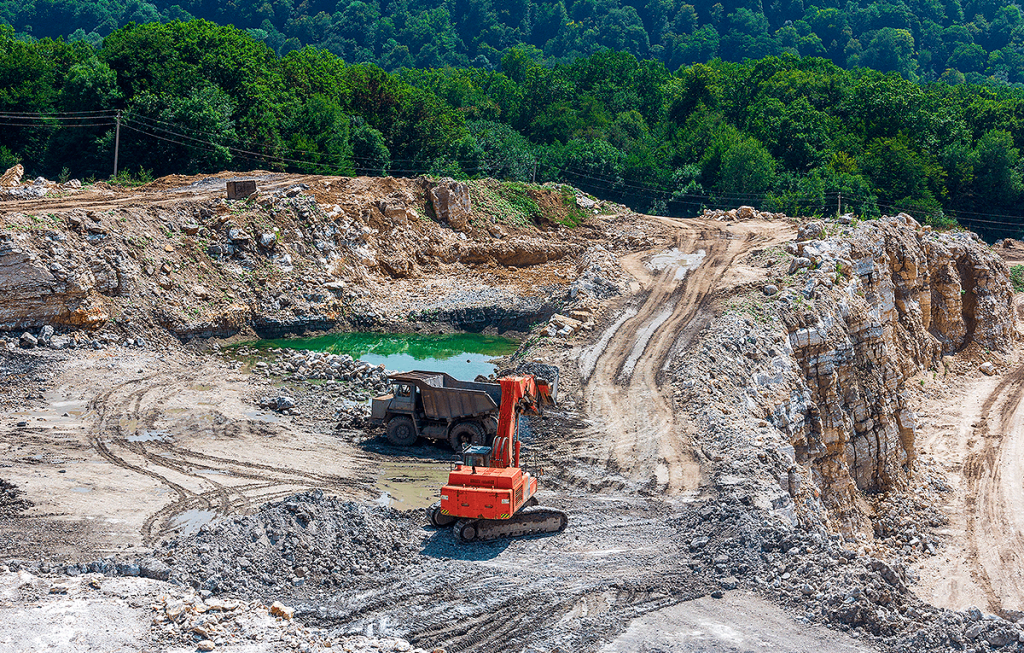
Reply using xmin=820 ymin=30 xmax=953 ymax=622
xmin=245 ymin=332 xmax=519 ymax=379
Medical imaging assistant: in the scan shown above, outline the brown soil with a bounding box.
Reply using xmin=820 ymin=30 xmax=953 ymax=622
xmin=913 ymin=343 xmax=1024 ymax=616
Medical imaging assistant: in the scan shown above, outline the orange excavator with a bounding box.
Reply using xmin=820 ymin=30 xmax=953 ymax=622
xmin=426 ymin=374 xmax=568 ymax=543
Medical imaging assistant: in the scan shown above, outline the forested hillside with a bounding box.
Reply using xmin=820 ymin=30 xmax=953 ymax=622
xmin=3 ymin=0 xmax=1024 ymax=84
xmin=3 ymin=20 xmax=1024 ymax=239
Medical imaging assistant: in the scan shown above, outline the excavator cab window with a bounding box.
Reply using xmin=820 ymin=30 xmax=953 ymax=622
xmin=461 ymin=445 xmax=492 ymax=467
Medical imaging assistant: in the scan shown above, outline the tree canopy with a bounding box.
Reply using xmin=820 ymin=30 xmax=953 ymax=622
xmin=4 ymin=0 xmax=1024 ymax=85
xmin=4 ymin=21 xmax=1024 ymax=240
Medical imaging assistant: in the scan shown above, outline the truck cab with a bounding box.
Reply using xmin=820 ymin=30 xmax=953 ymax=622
xmin=370 ymin=381 xmax=415 ymax=423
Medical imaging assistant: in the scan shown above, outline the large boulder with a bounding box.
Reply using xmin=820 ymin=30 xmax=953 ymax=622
xmin=0 ymin=164 xmax=24 ymax=187
xmin=429 ymin=180 xmax=472 ymax=231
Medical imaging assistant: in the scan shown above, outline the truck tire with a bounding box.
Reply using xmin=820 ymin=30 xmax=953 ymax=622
xmin=449 ymin=421 xmax=486 ymax=452
xmin=386 ymin=416 xmax=417 ymax=446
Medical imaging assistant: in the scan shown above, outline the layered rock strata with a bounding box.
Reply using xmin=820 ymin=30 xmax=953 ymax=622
xmin=769 ymin=215 xmax=1014 ymax=530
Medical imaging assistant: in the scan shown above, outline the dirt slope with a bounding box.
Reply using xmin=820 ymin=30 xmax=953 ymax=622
xmin=572 ymin=217 xmax=794 ymax=495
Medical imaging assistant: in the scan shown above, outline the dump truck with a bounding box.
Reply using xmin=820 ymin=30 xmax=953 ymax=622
xmin=370 ymin=371 xmax=504 ymax=450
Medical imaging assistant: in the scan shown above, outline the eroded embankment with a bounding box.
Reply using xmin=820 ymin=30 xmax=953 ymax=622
xmin=666 ymin=213 xmax=1020 ymax=648
xmin=679 ymin=214 xmax=1015 ymax=532
xmin=0 ymin=174 xmax=640 ymax=346
xmin=772 ymin=216 xmax=1014 ymax=534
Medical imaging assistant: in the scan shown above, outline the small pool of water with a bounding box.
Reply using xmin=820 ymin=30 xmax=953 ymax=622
xmin=245 ymin=332 xmax=519 ymax=379
xmin=375 ymin=460 xmax=452 ymax=510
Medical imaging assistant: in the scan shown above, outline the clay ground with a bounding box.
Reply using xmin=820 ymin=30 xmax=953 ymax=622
xmin=3 ymin=176 xmax=1024 ymax=650
xmin=912 ymin=332 xmax=1024 ymax=616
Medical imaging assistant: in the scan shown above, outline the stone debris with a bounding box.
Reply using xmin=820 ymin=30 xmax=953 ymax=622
xmin=150 ymin=586 xmax=432 ymax=653
xmin=161 ymin=491 xmax=420 ymax=594
xmin=0 ymin=164 xmax=82 ymax=199
xmin=980 ymin=361 xmax=996 ymax=376
xmin=700 ymin=206 xmax=787 ymax=222
xmin=545 ymin=312 xmax=586 ymax=337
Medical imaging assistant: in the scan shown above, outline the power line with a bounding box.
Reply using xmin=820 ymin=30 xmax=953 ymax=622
xmin=0 ymin=109 xmax=117 ymax=116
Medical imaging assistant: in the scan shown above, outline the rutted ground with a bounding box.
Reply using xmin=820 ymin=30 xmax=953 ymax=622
xmin=3 ymin=174 xmax=1024 ymax=652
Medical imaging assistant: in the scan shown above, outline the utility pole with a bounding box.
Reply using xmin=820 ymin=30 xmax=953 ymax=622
xmin=837 ymin=191 xmax=841 ymax=218
xmin=113 ymin=110 xmax=122 ymax=178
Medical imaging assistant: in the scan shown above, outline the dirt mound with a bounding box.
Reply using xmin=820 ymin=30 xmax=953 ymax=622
xmin=0 ymin=479 xmax=31 ymax=519
xmin=163 ymin=491 xmax=421 ymax=595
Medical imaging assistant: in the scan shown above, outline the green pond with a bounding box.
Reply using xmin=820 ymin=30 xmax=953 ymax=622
xmin=250 ymin=331 xmax=519 ymax=379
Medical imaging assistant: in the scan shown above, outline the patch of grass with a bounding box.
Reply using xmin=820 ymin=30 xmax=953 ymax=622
xmin=1011 ymin=264 xmax=1024 ymax=292
xmin=467 ymin=180 xmax=535 ymax=227
xmin=556 ymin=185 xmax=588 ymax=227
xmin=501 ymin=182 xmax=542 ymax=220
xmin=724 ymin=294 xmax=771 ymax=324
xmin=111 ymin=167 xmax=154 ymax=186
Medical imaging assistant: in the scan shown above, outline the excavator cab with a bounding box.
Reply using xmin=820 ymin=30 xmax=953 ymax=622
xmin=460 ymin=444 xmax=493 ymax=467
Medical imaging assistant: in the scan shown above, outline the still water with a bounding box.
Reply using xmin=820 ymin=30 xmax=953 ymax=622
xmin=248 ymin=331 xmax=519 ymax=379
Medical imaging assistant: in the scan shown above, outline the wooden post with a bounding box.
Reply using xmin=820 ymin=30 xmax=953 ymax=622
xmin=113 ymin=110 xmax=122 ymax=178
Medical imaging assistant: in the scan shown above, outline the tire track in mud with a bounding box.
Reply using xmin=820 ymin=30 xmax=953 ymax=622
xmin=570 ymin=220 xmax=787 ymax=496
xmin=86 ymin=371 xmax=375 ymax=545
xmin=962 ymin=362 xmax=1024 ymax=615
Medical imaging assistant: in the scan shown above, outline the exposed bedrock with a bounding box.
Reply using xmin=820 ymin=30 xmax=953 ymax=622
xmin=769 ymin=215 xmax=1015 ymax=532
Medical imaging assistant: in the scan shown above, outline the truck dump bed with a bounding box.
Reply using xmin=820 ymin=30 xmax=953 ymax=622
xmin=389 ymin=371 xmax=501 ymax=420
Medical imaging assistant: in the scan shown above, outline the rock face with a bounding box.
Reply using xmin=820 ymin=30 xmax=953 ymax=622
xmin=769 ymin=215 xmax=1015 ymax=531
xmin=0 ymin=164 xmax=24 ymax=187
xmin=0 ymin=235 xmax=117 ymax=330
xmin=428 ymin=179 xmax=472 ymax=231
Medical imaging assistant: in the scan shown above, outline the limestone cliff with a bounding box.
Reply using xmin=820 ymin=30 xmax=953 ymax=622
xmin=769 ymin=215 xmax=1015 ymax=532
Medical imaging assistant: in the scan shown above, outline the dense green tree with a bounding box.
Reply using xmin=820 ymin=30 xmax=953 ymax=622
xmin=8 ymin=21 xmax=1024 ymax=238
xmin=7 ymin=0 xmax=1024 ymax=85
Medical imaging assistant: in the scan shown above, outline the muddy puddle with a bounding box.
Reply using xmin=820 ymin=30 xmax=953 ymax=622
xmin=238 ymin=332 xmax=519 ymax=379
xmin=168 ymin=509 xmax=217 ymax=537
xmin=647 ymin=247 xmax=707 ymax=279
xmin=374 ymin=460 xmax=451 ymax=510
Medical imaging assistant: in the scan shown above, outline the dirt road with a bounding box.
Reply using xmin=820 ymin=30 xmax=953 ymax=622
xmin=571 ymin=218 xmax=794 ymax=495
xmin=1 ymin=350 xmax=377 ymax=558
xmin=916 ymin=355 xmax=1024 ymax=615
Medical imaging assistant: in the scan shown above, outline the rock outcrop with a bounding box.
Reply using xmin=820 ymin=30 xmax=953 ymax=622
xmin=0 ymin=234 xmax=115 ymax=330
xmin=0 ymin=164 xmax=24 ymax=187
xmin=428 ymin=178 xmax=472 ymax=231
xmin=769 ymin=214 xmax=1014 ymax=531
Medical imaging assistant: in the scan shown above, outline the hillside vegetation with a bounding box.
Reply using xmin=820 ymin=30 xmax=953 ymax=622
xmin=3 ymin=0 xmax=1024 ymax=85
xmin=3 ymin=20 xmax=1024 ymax=238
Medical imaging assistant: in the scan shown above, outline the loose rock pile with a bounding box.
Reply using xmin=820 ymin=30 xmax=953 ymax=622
xmin=5 ymin=326 xmax=145 ymax=351
xmin=0 ymin=164 xmax=83 ymax=199
xmin=248 ymin=348 xmax=389 ymax=389
xmin=163 ymin=492 xmax=420 ymax=594
xmin=0 ymin=478 xmax=32 ymax=518
xmin=701 ymin=205 xmax=787 ymax=222
xmin=150 ymin=588 xmax=435 ymax=653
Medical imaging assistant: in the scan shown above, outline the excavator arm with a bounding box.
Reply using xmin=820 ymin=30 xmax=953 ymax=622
xmin=490 ymin=375 xmax=554 ymax=468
